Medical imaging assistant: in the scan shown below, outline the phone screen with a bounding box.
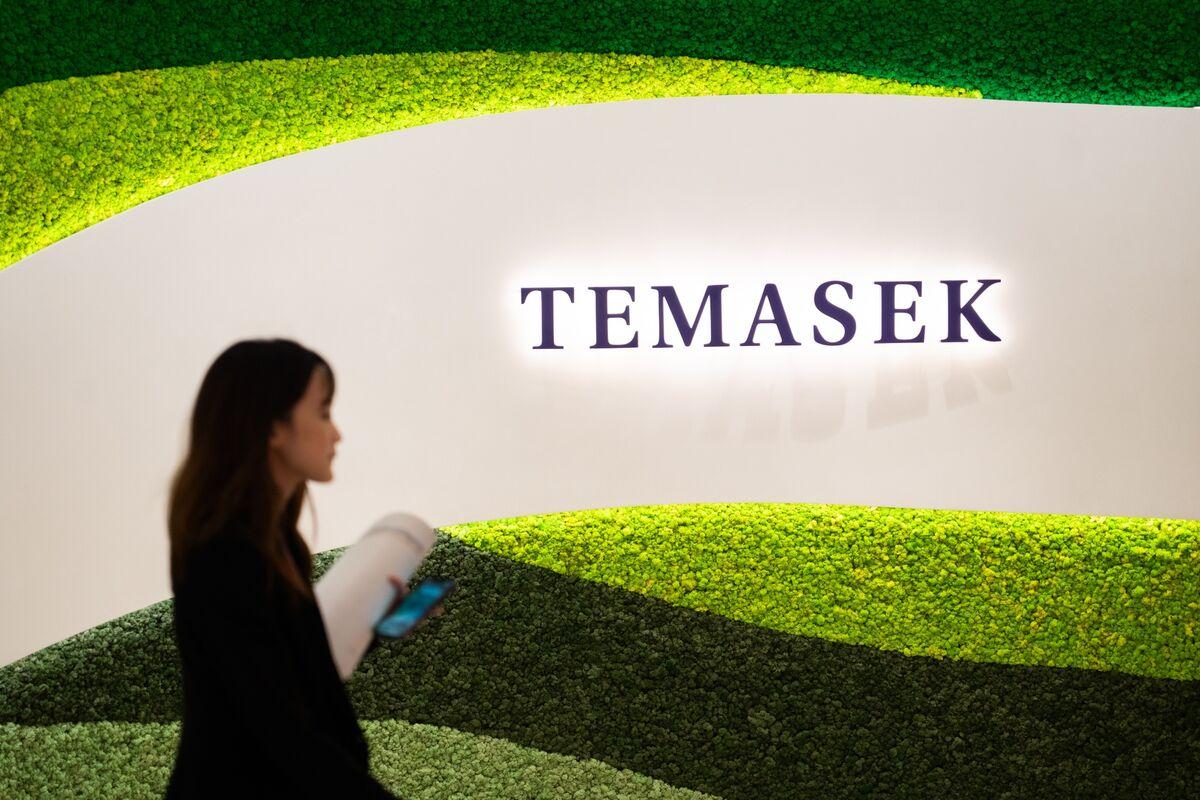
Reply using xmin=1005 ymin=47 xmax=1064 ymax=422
xmin=374 ymin=579 xmax=455 ymax=638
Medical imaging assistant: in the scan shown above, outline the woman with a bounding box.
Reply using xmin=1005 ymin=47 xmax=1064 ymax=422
xmin=164 ymin=338 xmax=442 ymax=798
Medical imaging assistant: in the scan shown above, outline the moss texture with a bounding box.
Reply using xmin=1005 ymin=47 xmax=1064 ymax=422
xmin=4 ymin=1 xmax=1198 ymax=269
xmin=0 ymin=50 xmax=976 ymax=271
xmin=0 ymin=719 xmax=720 ymax=800
xmin=445 ymin=502 xmax=1200 ymax=680
xmin=3 ymin=511 xmax=1197 ymax=799
xmin=3 ymin=0 xmax=1197 ymax=104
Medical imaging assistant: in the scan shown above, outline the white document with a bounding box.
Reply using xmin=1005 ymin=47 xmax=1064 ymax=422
xmin=313 ymin=512 xmax=438 ymax=680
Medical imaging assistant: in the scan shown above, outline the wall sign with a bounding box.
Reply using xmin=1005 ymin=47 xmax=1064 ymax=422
xmin=520 ymin=279 xmax=1002 ymax=349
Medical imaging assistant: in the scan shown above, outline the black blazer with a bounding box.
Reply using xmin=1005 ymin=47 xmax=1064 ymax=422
xmin=166 ymin=524 xmax=398 ymax=799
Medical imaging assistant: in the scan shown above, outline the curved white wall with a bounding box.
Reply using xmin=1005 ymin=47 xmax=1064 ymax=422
xmin=1 ymin=93 xmax=1197 ymax=665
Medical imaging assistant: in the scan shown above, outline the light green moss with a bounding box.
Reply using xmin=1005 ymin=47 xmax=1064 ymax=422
xmin=442 ymin=501 xmax=1200 ymax=680
xmin=0 ymin=718 xmax=721 ymax=799
xmin=0 ymin=49 xmax=978 ymax=271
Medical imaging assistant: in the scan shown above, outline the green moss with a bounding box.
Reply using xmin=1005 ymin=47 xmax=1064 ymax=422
xmin=2 ymin=532 xmax=1200 ymax=800
xmin=2 ymin=0 xmax=1196 ymax=105
xmin=3 ymin=1 xmax=1195 ymax=269
xmin=0 ymin=719 xmax=720 ymax=799
xmin=2 ymin=533 xmax=1196 ymax=798
xmin=0 ymin=49 xmax=977 ymax=271
xmin=443 ymin=502 xmax=1200 ymax=680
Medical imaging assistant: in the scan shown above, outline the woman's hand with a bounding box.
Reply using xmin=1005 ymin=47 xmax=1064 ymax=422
xmin=384 ymin=574 xmax=446 ymax=632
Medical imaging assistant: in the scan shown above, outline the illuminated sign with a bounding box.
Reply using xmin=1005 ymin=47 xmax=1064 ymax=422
xmin=520 ymin=279 xmax=1002 ymax=349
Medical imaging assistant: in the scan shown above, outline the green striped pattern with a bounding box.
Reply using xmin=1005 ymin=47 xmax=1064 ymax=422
xmin=444 ymin=502 xmax=1200 ymax=680
xmin=2 ymin=505 xmax=1198 ymax=797
xmin=2 ymin=0 xmax=1197 ymax=270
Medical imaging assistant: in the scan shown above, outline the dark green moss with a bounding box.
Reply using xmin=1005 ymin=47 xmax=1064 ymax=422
xmin=2 ymin=534 xmax=1196 ymax=799
xmin=2 ymin=0 xmax=1198 ymax=105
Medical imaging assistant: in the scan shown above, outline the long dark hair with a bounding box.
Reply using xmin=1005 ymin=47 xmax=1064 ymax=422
xmin=167 ymin=338 xmax=332 ymax=610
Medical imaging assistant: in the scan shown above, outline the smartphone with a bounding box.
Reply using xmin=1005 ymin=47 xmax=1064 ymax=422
xmin=374 ymin=579 xmax=455 ymax=638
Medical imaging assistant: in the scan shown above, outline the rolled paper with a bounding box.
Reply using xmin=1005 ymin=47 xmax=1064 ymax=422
xmin=313 ymin=512 xmax=438 ymax=680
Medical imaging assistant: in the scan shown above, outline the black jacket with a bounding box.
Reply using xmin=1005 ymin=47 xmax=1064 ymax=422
xmin=165 ymin=526 xmax=398 ymax=798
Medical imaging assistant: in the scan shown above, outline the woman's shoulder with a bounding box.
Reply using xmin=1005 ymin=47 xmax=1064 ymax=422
xmin=178 ymin=527 xmax=270 ymax=597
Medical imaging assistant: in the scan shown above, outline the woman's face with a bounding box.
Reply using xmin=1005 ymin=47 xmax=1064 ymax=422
xmin=269 ymin=366 xmax=342 ymax=488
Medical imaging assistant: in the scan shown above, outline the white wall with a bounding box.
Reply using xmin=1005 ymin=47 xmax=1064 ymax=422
xmin=1 ymin=93 xmax=1197 ymax=666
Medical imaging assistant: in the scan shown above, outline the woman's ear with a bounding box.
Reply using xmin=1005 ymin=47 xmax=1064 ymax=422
xmin=268 ymin=418 xmax=290 ymax=449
